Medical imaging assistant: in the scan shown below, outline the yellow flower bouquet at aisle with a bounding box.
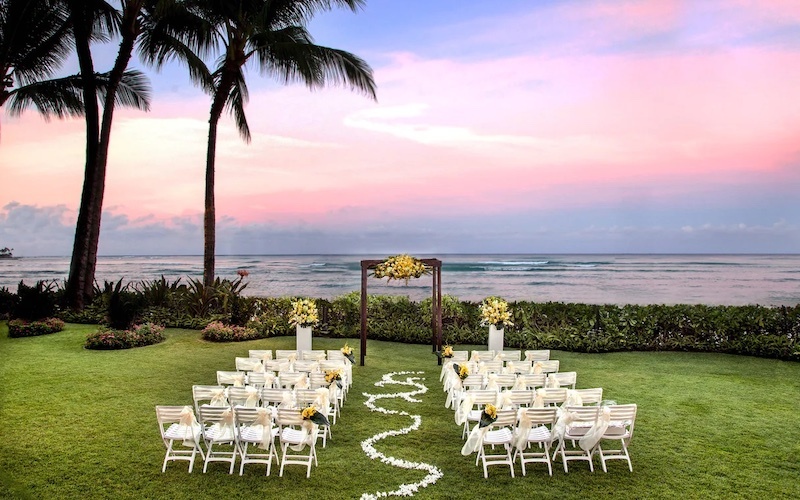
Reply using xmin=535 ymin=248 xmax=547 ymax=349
xmin=325 ymin=368 xmax=343 ymax=388
xmin=289 ymin=298 xmax=319 ymax=328
xmin=301 ymin=406 xmax=329 ymax=426
xmin=479 ymin=404 xmax=498 ymax=428
xmin=340 ymin=343 xmax=355 ymax=364
xmin=373 ymin=254 xmax=431 ymax=284
xmin=479 ymin=296 xmax=514 ymax=328
xmin=453 ymin=363 xmax=469 ymax=380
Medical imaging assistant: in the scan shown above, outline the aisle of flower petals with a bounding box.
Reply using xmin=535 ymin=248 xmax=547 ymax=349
xmin=360 ymin=371 xmax=443 ymax=499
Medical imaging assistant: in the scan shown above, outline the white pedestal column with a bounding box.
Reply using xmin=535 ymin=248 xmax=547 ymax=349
xmin=488 ymin=324 xmax=504 ymax=353
xmin=296 ymin=325 xmax=312 ymax=352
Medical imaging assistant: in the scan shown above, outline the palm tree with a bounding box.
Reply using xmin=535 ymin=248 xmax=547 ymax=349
xmin=64 ymin=0 xmax=209 ymax=309
xmin=190 ymin=0 xmax=377 ymax=285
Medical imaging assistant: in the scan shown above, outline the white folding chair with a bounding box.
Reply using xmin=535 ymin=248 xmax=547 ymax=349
xmin=234 ymin=406 xmax=279 ymax=476
xmin=261 ymin=388 xmax=294 ymax=409
xmin=300 ymin=350 xmax=326 ymax=361
xmin=548 ymin=371 xmax=577 ymax=389
xmin=245 ymin=371 xmax=275 ymax=389
xmin=156 ymin=406 xmax=204 ymax=473
xmin=276 ymin=408 xmax=319 ymax=478
xmin=227 ymin=386 xmax=261 ymax=408
xmin=275 ymin=350 xmax=299 ymax=360
xmin=463 ymin=390 xmax=500 ymax=439
xmin=553 ymin=405 xmax=601 ymax=472
xmin=248 ymin=349 xmax=272 ymax=361
xmin=235 ymin=357 xmax=264 ymax=372
xmin=277 ymin=372 xmax=308 ymax=390
xmin=495 ymin=350 xmax=521 ymax=362
xmin=533 ymin=360 xmax=560 ymax=374
xmin=525 ymin=349 xmax=550 ymax=361
xmin=477 ymin=408 xmax=517 ymax=478
xmin=596 ymin=404 xmax=637 ymax=472
xmin=499 ymin=390 xmax=535 ymax=409
xmin=217 ymin=371 xmax=246 ymax=387
xmin=505 ymin=360 xmax=532 ymax=374
xmin=518 ymin=373 xmax=546 ymax=390
xmin=514 ymin=407 xmax=558 ymax=476
xmin=295 ymin=389 xmax=333 ymax=443
xmin=471 ymin=350 xmax=495 ymax=362
xmin=479 ymin=360 xmax=504 ymax=374
xmin=198 ymin=406 xmax=238 ymax=474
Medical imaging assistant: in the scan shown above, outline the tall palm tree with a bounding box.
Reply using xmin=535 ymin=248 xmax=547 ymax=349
xmin=64 ymin=0 xmax=209 ymax=309
xmin=190 ymin=0 xmax=377 ymax=285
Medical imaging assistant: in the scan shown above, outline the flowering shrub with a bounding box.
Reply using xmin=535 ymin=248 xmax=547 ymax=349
xmin=479 ymin=296 xmax=514 ymax=328
xmin=288 ymin=298 xmax=319 ymax=328
xmin=8 ymin=318 xmax=65 ymax=338
xmin=373 ymin=255 xmax=430 ymax=284
xmin=201 ymin=321 xmax=264 ymax=342
xmin=85 ymin=323 xmax=165 ymax=350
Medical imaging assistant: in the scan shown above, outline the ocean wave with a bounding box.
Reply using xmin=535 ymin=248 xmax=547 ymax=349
xmin=478 ymin=260 xmax=550 ymax=266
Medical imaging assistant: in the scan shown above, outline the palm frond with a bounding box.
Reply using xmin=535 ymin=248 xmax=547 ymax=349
xmin=95 ymin=69 xmax=152 ymax=111
xmin=5 ymin=77 xmax=84 ymax=119
xmin=225 ymin=70 xmax=251 ymax=142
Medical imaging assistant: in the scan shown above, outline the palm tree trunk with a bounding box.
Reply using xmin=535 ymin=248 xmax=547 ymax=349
xmin=82 ymin=4 xmax=141 ymax=302
xmin=65 ymin=3 xmax=100 ymax=310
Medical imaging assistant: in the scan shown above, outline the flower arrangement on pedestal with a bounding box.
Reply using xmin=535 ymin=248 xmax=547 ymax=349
xmin=289 ymin=298 xmax=319 ymax=328
xmin=373 ymin=254 xmax=431 ymax=284
xmin=479 ymin=296 xmax=514 ymax=328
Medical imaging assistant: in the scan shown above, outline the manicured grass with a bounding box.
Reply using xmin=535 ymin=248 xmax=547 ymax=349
xmin=1 ymin=322 xmax=799 ymax=499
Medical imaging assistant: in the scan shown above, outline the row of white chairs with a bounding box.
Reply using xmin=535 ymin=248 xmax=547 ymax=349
xmin=245 ymin=349 xmax=349 ymax=361
xmin=462 ymin=404 xmax=637 ymax=477
xmin=440 ymin=359 xmax=560 ymax=384
xmin=156 ymin=405 xmax=327 ymax=477
xmin=444 ymin=349 xmax=552 ymax=362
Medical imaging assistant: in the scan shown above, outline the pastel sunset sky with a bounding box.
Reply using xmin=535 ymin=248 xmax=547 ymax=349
xmin=2 ymin=0 xmax=799 ymax=256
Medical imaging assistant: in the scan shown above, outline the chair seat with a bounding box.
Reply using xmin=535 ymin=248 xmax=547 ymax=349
xmin=164 ymin=424 xmax=198 ymax=442
xmin=205 ymin=424 xmax=236 ymax=442
xmin=281 ymin=427 xmax=306 ymax=445
xmin=525 ymin=425 xmax=551 ymax=442
xmin=239 ymin=426 xmax=280 ymax=443
xmin=484 ymin=428 xmax=513 ymax=445
xmin=466 ymin=410 xmax=482 ymax=421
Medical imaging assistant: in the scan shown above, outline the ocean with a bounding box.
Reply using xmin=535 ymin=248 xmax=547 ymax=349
xmin=0 ymin=254 xmax=798 ymax=306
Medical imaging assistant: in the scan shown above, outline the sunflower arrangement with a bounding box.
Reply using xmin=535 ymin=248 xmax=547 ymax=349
xmin=436 ymin=345 xmax=454 ymax=360
xmin=289 ymin=298 xmax=319 ymax=328
xmin=479 ymin=403 xmax=498 ymax=428
xmin=301 ymin=406 xmax=330 ymax=426
xmin=341 ymin=343 xmax=355 ymax=364
xmin=479 ymin=296 xmax=514 ymax=328
xmin=373 ymin=254 xmax=431 ymax=284
xmin=453 ymin=363 xmax=469 ymax=380
xmin=325 ymin=369 xmax=343 ymax=388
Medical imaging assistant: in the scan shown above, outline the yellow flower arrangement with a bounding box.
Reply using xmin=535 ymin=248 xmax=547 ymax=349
xmin=301 ymin=407 xmax=317 ymax=420
xmin=455 ymin=363 xmax=469 ymax=380
xmin=289 ymin=298 xmax=319 ymax=328
xmin=340 ymin=343 xmax=355 ymax=363
xmin=301 ymin=406 xmax=330 ymax=426
xmin=373 ymin=254 xmax=431 ymax=284
xmin=479 ymin=403 xmax=498 ymax=428
xmin=325 ymin=369 xmax=343 ymax=387
xmin=442 ymin=345 xmax=454 ymax=358
xmin=479 ymin=296 xmax=514 ymax=328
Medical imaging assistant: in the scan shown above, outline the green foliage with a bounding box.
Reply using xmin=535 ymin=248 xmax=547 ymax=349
xmin=0 ymin=286 xmax=16 ymax=319
xmin=201 ymin=321 xmax=263 ymax=342
xmin=84 ymin=322 xmax=165 ymax=350
xmin=7 ymin=318 xmax=65 ymax=337
xmin=107 ymin=279 xmax=147 ymax=329
xmin=13 ymin=280 xmax=58 ymax=320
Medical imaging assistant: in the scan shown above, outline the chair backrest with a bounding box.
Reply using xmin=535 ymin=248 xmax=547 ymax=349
xmin=507 ymin=360 xmax=532 ymax=374
xmin=234 ymin=406 xmax=272 ymax=427
xmin=276 ymin=408 xmax=304 ymax=427
xmin=294 ymin=389 xmax=319 ymax=407
xmin=293 ymin=360 xmax=319 ymax=373
xmin=564 ymin=405 xmax=600 ymax=425
xmin=534 ymin=360 xmax=560 ymax=374
xmin=480 ymin=360 xmax=504 ymax=374
xmin=326 ymin=349 xmax=345 ymax=361
xmin=496 ymin=351 xmax=521 ymax=362
xmin=275 ymin=350 xmax=299 ymax=360
xmin=575 ymin=388 xmax=603 ymax=405
xmin=192 ymin=385 xmax=228 ymax=412
xmin=265 ymin=359 xmax=290 ymax=372
xmin=471 ymin=350 xmax=495 ymax=361
xmin=519 ymin=373 xmax=546 ymax=389
xmin=235 ymin=357 xmax=263 ymax=372
xmin=261 ymin=388 xmax=293 ymax=407
xmin=461 ymin=374 xmax=485 ymax=390
xmin=492 ymin=408 xmax=517 ymax=427
xmin=449 ymin=350 xmax=469 ymax=361
xmin=549 ymin=371 xmax=577 ymax=389
xmin=504 ymin=390 xmax=534 ymax=407
xmin=217 ymin=370 xmax=246 ymax=386
xmin=308 ymin=373 xmax=328 ymax=388
xmin=278 ymin=372 xmax=308 ymax=389
xmin=227 ymin=386 xmax=261 ymax=407
xmin=249 ymin=349 xmax=272 ymax=361
xmin=245 ymin=371 xmax=274 ymax=389
xmin=606 ymin=404 xmax=637 ymax=438
xmin=522 ymin=406 xmax=558 ymax=426
xmin=300 ymin=350 xmax=326 ymax=361
xmin=525 ymin=349 xmax=550 ymax=361
xmin=198 ymin=405 xmax=234 ymax=424
xmin=156 ymin=405 xmax=191 ymax=436
xmin=541 ymin=388 xmax=568 ymax=405
xmin=493 ymin=374 xmax=517 ymax=389
xmin=470 ymin=390 xmax=499 ymax=406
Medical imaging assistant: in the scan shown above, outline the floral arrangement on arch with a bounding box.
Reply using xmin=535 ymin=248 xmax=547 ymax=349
xmin=479 ymin=296 xmax=514 ymax=329
xmin=289 ymin=298 xmax=319 ymax=328
xmin=373 ymin=254 xmax=431 ymax=284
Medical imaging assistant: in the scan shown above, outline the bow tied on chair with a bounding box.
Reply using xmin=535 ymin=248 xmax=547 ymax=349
xmin=504 ymin=361 xmax=515 ymax=375
xmin=178 ymin=406 xmax=201 ymax=446
xmin=211 ymin=388 xmax=227 ymax=406
xmin=254 ymin=407 xmax=274 ymax=450
xmin=232 ymin=373 xmax=245 ymax=387
xmin=486 ymin=373 xmax=499 ymax=391
xmin=494 ymin=353 xmax=505 ymax=362
xmin=512 ymin=375 xmax=526 ymax=391
xmin=552 ymin=407 xmax=576 ymax=442
xmin=497 ymin=390 xmax=514 ymax=409
xmin=514 ymin=408 xmax=534 ymax=451
xmin=532 ymin=388 xmax=546 ymax=408
xmin=533 ymin=361 xmax=543 ymax=374
xmin=546 ymin=374 xmax=560 ymax=389
xmin=579 ymin=405 xmax=611 ymax=451
xmin=470 ymin=352 xmax=480 ymax=362
xmin=563 ymin=389 xmax=583 ymax=408
xmin=245 ymin=386 xmax=260 ymax=407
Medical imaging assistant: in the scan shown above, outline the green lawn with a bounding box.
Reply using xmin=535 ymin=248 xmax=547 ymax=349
xmin=1 ymin=322 xmax=799 ymax=499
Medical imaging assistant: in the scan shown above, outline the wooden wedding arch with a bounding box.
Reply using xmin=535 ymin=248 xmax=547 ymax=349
xmin=359 ymin=258 xmax=443 ymax=366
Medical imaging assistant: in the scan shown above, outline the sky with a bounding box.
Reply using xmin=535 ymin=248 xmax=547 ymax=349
xmin=2 ymin=0 xmax=800 ymax=256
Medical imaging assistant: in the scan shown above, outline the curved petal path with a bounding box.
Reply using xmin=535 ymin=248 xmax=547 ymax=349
xmin=360 ymin=371 xmax=443 ymax=499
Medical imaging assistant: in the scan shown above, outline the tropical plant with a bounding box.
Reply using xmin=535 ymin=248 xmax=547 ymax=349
xmin=13 ymin=280 xmax=58 ymax=321
xmin=184 ymin=0 xmax=376 ymax=286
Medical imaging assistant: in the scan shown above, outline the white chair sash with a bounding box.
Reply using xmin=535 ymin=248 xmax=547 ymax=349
xmin=289 ymin=419 xmax=318 ymax=451
xmin=461 ymin=424 xmax=489 ymax=455
xmin=245 ymin=386 xmax=260 ymax=407
xmin=533 ymin=361 xmax=543 ymax=374
xmin=512 ymin=376 xmax=526 ymax=391
xmin=254 ymin=407 xmax=274 ymax=450
xmin=532 ymin=388 xmax=546 ymax=408
xmin=455 ymin=394 xmax=475 ymax=426
xmin=552 ymin=407 xmax=576 ymax=443
xmin=546 ymin=374 xmax=560 ymax=388
xmin=486 ymin=373 xmax=499 ymax=392
xmin=579 ymin=406 xmax=611 ymax=451
xmin=513 ymin=408 xmax=533 ymax=451
xmin=504 ymin=361 xmax=515 ymax=374
xmin=279 ymin=392 xmax=294 ymax=409
xmin=496 ymin=390 xmax=514 ymax=409
xmin=178 ymin=406 xmax=201 ymax=446
xmin=563 ymin=389 xmax=583 ymax=408
xmin=210 ymin=388 xmax=228 ymax=406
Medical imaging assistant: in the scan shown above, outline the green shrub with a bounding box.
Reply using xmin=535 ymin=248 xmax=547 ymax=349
xmin=201 ymin=321 xmax=263 ymax=342
xmin=0 ymin=286 xmax=16 ymax=319
xmin=84 ymin=322 xmax=165 ymax=350
xmin=7 ymin=318 xmax=65 ymax=338
xmin=14 ymin=280 xmax=58 ymax=320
